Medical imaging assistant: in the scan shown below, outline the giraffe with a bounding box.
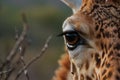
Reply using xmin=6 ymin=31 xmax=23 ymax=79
xmin=53 ymin=0 xmax=120 ymax=80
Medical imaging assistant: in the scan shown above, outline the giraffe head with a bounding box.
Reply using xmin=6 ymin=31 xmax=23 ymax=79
xmin=60 ymin=0 xmax=120 ymax=80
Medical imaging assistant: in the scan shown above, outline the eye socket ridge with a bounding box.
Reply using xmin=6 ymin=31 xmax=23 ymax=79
xmin=59 ymin=31 xmax=86 ymax=50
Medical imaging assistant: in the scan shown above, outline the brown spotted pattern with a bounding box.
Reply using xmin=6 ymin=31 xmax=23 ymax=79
xmin=53 ymin=0 xmax=120 ymax=80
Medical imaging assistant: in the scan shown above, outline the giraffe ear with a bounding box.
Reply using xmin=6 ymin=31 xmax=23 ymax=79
xmin=61 ymin=0 xmax=82 ymax=13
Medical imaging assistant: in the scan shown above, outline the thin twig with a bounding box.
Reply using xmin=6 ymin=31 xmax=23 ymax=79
xmin=6 ymin=13 xmax=29 ymax=62
xmin=0 ymin=13 xmax=29 ymax=80
xmin=0 ymin=12 xmax=52 ymax=80
xmin=0 ymin=68 xmax=13 ymax=75
xmin=19 ymin=45 xmax=30 ymax=80
xmin=15 ymin=35 xmax=52 ymax=80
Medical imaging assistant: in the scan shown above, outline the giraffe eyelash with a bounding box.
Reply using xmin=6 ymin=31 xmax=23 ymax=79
xmin=57 ymin=31 xmax=78 ymax=37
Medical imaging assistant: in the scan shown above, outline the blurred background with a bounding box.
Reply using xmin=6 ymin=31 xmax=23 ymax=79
xmin=0 ymin=0 xmax=72 ymax=80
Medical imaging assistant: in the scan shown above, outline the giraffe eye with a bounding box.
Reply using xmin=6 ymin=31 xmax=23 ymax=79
xmin=63 ymin=31 xmax=86 ymax=50
xmin=65 ymin=32 xmax=79 ymax=45
xmin=58 ymin=31 xmax=86 ymax=50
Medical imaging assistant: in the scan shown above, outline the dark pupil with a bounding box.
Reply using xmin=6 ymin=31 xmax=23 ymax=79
xmin=65 ymin=33 xmax=79 ymax=45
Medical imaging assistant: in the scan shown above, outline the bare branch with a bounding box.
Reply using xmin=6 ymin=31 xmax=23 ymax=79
xmin=6 ymin=13 xmax=29 ymax=62
xmin=0 ymin=13 xmax=29 ymax=80
xmin=15 ymin=35 xmax=52 ymax=80
xmin=0 ymin=69 xmax=13 ymax=75
xmin=19 ymin=45 xmax=30 ymax=80
xmin=0 ymin=12 xmax=52 ymax=80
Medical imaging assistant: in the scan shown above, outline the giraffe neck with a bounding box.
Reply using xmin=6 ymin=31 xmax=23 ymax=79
xmin=71 ymin=48 xmax=120 ymax=80
xmin=70 ymin=50 xmax=100 ymax=80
